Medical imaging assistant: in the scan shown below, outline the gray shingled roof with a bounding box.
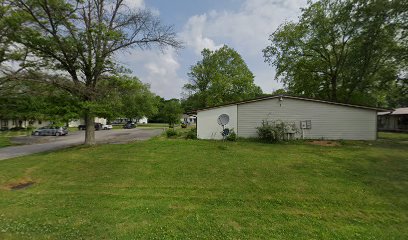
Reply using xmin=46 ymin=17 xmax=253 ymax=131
xmin=391 ymin=108 xmax=408 ymax=115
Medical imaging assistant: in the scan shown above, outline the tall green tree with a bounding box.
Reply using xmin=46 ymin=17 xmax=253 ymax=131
xmin=148 ymin=96 xmax=166 ymax=123
xmin=183 ymin=45 xmax=263 ymax=111
xmin=0 ymin=74 xmax=159 ymax=126
xmin=162 ymin=99 xmax=183 ymax=127
xmin=99 ymin=75 xmax=158 ymax=121
xmin=392 ymin=0 xmax=408 ymax=107
xmin=0 ymin=80 xmax=81 ymax=124
xmin=263 ymin=0 xmax=406 ymax=106
xmin=149 ymin=98 xmax=183 ymax=126
xmin=0 ymin=0 xmax=28 ymax=95
xmin=385 ymin=75 xmax=408 ymax=108
xmin=9 ymin=0 xmax=181 ymax=145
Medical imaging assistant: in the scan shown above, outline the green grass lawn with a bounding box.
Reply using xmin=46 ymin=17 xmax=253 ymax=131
xmin=0 ymin=131 xmax=31 ymax=148
xmin=67 ymin=127 xmax=79 ymax=133
xmin=0 ymin=137 xmax=407 ymax=239
xmin=379 ymin=131 xmax=408 ymax=140
xmin=137 ymin=123 xmax=169 ymax=128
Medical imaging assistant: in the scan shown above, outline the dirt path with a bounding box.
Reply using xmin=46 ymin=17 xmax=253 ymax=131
xmin=0 ymin=128 xmax=163 ymax=161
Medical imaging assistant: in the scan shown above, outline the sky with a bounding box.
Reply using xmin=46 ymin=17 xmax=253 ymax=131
xmin=117 ymin=0 xmax=308 ymax=99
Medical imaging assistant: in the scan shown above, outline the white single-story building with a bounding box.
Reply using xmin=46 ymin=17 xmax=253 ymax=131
xmin=138 ymin=117 xmax=148 ymax=124
xmin=68 ymin=117 xmax=107 ymax=127
xmin=111 ymin=117 xmax=148 ymax=125
xmin=181 ymin=114 xmax=197 ymax=125
xmin=196 ymin=95 xmax=388 ymax=140
xmin=0 ymin=119 xmax=52 ymax=130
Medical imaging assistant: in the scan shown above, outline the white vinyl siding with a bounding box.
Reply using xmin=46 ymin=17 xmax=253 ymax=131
xmin=197 ymin=105 xmax=237 ymax=140
xmin=237 ymin=98 xmax=377 ymax=140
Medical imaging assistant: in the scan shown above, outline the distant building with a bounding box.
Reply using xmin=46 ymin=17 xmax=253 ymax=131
xmin=181 ymin=114 xmax=196 ymax=125
xmin=111 ymin=117 xmax=148 ymax=125
xmin=137 ymin=117 xmax=148 ymax=124
xmin=378 ymin=108 xmax=408 ymax=132
xmin=68 ymin=117 xmax=107 ymax=127
xmin=0 ymin=119 xmax=52 ymax=130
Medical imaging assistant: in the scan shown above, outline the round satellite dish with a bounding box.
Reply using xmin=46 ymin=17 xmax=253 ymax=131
xmin=217 ymin=114 xmax=230 ymax=126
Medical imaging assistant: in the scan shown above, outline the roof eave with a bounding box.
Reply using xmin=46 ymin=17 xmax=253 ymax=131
xmin=194 ymin=95 xmax=392 ymax=112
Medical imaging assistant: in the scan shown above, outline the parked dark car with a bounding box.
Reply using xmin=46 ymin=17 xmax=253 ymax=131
xmin=32 ymin=126 xmax=68 ymax=136
xmin=78 ymin=123 xmax=103 ymax=130
xmin=123 ymin=122 xmax=136 ymax=129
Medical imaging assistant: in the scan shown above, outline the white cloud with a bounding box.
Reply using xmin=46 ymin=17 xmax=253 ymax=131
xmin=116 ymin=48 xmax=184 ymax=99
xmin=181 ymin=0 xmax=307 ymax=94
xmin=122 ymin=0 xmax=160 ymax=16
xmin=115 ymin=0 xmax=308 ymax=99
xmin=114 ymin=0 xmax=181 ymax=99
xmin=180 ymin=14 xmax=223 ymax=55
xmin=123 ymin=0 xmax=145 ymax=9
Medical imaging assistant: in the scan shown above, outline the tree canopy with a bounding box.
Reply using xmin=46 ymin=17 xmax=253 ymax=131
xmin=183 ymin=45 xmax=263 ymax=111
xmin=0 ymin=0 xmax=29 ymax=96
xmin=263 ymin=0 xmax=407 ymax=107
xmin=98 ymin=75 xmax=158 ymax=121
xmin=4 ymin=0 xmax=181 ymax=144
xmin=0 ymin=79 xmax=81 ymax=123
xmin=162 ymin=99 xmax=183 ymax=127
xmin=149 ymin=97 xmax=183 ymax=126
xmin=0 ymin=74 xmax=159 ymax=126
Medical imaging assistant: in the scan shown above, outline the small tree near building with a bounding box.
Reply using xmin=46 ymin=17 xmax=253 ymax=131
xmin=162 ymin=99 xmax=183 ymax=127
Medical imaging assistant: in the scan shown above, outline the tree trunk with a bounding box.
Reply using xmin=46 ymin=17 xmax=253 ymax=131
xmin=84 ymin=112 xmax=96 ymax=145
xmin=331 ymin=76 xmax=337 ymax=101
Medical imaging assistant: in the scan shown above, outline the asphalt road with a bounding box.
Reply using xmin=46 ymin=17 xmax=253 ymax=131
xmin=0 ymin=128 xmax=164 ymax=161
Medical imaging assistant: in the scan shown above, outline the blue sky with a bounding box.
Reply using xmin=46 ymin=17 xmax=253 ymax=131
xmin=117 ymin=0 xmax=308 ymax=99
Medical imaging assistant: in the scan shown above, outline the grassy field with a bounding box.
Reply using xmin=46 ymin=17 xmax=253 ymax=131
xmin=378 ymin=131 xmax=408 ymax=140
xmin=0 ymin=131 xmax=31 ymax=148
xmin=0 ymin=136 xmax=407 ymax=239
xmin=137 ymin=123 xmax=169 ymax=128
xmin=67 ymin=127 xmax=79 ymax=133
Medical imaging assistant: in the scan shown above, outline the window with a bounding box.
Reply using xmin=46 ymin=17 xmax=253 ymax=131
xmin=300 ymin=120 xmax=312 ymax=129
xmin=1 ymin=120 xmax=8 ymax=128
xmin=12 ymin=119 xmax=17 ymax=126
xmin=306 ymin=120 xmax=312 ymax=129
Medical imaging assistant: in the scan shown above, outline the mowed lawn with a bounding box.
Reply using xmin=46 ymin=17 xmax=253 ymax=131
xmin=0 ymin=137 xmax=407 ymax=239
xmin=378 ymin=131 xmax=408 ymax=141
xmin=0 ymin=131 xmax=31 ymax=148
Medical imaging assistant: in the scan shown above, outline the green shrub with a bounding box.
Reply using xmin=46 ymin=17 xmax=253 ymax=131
xmin=185 ymin=128 xmax=197 ymax=139
xmin=9 ymin=127 xmax=26 ymax=131
xmin=226 ymin=129 xmax=237 ymax=141
xmin=26 ymin=127 xmax=35 ymax=131
xmin=166 ymin=129 xmax=178 ymax=138
xmin=256 ymin=120 xmax=297 ymax=143
xmin=181 ymin=123 xmax=187 ymax=128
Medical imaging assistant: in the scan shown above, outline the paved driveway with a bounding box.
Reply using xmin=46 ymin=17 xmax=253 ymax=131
xmin=0 ymin=128 xmax=163 ymax=161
